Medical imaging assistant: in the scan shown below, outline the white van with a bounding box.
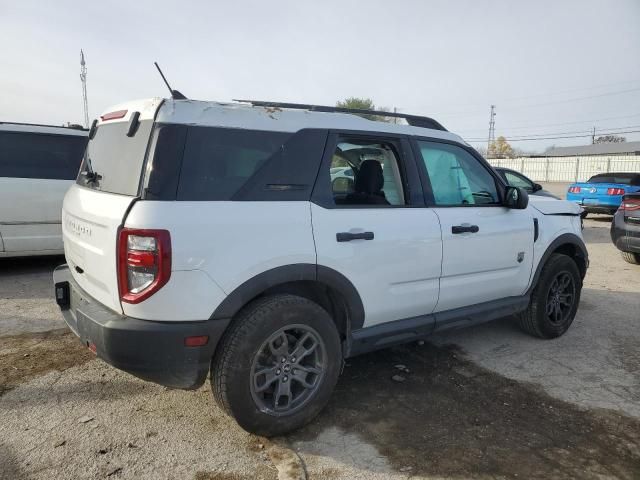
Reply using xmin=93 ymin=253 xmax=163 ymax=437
xmin=0 ymin=122 xmax=87 ymax=257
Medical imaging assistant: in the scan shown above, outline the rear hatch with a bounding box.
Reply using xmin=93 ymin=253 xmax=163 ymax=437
xmin=62 ymin=98 xmax=162 ymax=312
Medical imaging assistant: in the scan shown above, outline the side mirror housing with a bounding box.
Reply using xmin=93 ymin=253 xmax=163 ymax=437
xmin=532 ymin=183 xmax=543 ymax=192
xmin=504 ymin=186 xmax=529 ymax=209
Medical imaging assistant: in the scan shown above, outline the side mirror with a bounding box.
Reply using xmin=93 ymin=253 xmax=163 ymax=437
xmin=532 ymin=183 xmax=543 ymax=192
xmin=504 ymin=186 xmax=529 ymax=209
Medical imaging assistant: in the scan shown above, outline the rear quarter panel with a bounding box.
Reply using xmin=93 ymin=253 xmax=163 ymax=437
xmin=121 ymin=201 xmax=316 ymax=321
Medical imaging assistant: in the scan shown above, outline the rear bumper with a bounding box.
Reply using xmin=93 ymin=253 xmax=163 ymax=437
xmin=610 ymin=212 xmax=640 ymax=253
xmin=53 ymin=264 xmax=230 ymax=389
xmin=566 ymin=195 xmax=620 ymax=214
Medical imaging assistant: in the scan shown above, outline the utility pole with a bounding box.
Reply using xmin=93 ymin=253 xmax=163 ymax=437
xmin=393 ymin=107 xmax=398 ymax=124
xmin=487 ymin=105 xmax=496 ymax=155
xmin=591 ymin=126 xmax=596 ymax=144
xmin=80 ymin=50 xmax=89 ymax=128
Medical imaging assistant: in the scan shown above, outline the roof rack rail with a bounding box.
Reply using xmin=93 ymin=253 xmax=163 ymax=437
xmin=0 ymin=121 xmax=88 ymax=131
xmin=232 ymin=99 xmax=447 ymax=131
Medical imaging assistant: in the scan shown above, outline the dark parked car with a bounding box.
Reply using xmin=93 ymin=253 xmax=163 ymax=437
xmin=611 ymin=193 xmax=640 ymax=264
xmin=494 ymin=167 xmax=558 ymax=199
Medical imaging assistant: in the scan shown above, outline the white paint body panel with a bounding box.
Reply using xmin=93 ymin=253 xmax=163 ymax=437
xmin=62 ymin=185 xmax=136 ymax=313
xmin=156 ymin=99 xmax=462 ymax=141
xmin=0 ymin=177 xmax=72 ymax=253
xmin=122 ymin=201 xmax=316 ymax=321
xmin=311 ymin=204 xmax=442 ymax=327
xmin=434 ymin=206 xmax=535 ymax=312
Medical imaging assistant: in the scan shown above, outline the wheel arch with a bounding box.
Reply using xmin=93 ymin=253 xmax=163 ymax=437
xmin=210 ymin=264 xmax=365 ymax=344
xmin=528 ymin=233 xmax=588 ymax=295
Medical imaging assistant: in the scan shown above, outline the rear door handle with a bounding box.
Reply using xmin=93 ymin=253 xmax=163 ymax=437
xmin=452 ymin=224 xmax=479 ymax=234
xmin=336 ymin=231 xmax=375 ymax=242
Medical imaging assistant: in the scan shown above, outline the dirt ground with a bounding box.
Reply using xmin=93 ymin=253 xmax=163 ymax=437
xmin=1 ymin=183 xmax=639 ymax=479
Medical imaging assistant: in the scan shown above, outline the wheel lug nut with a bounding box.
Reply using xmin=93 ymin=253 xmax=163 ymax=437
xmin=281 ymin=357 xmax=286 ymax=363
xmin=291 ymin=356 xmax=296 ymax=362
xmin=283 ymin=376 xmax=288 ymax=382
xmin=276 ymin=369 xmax=281 ymax=375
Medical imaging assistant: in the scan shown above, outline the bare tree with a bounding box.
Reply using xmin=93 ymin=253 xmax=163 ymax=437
xmin=594 ymin=135 xmax=626 ymax=144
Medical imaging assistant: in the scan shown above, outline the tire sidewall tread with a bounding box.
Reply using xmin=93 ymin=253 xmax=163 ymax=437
xmin=211 ymin=294 xmax=341 ymax=436
xmin=519 ymin=253 xmax=582 ymax=339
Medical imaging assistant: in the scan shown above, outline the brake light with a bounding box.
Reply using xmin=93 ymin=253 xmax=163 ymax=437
xmin=607 ymin=188 xmax=625 ymax=195
xmin=101 ymin=109 xmax=127 ymax=121
xmin=620 ymin=199 xmax=640 ymax=211
xmin=117 ymin=228 xmax=171 ymax=304
xmin=569 ymin=186 xmax=581 ymax=193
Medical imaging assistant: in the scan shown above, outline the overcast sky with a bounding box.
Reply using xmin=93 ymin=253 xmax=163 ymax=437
xmin=1 ymin=0 xmax=639 ymax=152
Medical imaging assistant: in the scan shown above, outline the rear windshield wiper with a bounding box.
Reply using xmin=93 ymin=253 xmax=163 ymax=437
xmin=81 ymin=154 xmax=101 ymax=184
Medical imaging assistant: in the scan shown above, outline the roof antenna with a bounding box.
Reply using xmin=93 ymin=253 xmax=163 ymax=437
xmin=154 ymin=62 xmax=187 ymax=100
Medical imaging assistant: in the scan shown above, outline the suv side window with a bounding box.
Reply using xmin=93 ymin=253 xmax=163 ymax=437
xmin=0 ymin=131 xmax=87 ymax=180
xmin=416 ymin=140 xmax=500 ymax=206
xmin=504 ymin=170 xmax=533 ymax=190
xmin=330 ymin=138 xmax=406 ymax=206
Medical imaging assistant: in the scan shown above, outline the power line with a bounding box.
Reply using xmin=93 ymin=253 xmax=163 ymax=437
xmin=466 ymin=124 xmax=640 ymax=141
xmin=455 ymin=112 xmax=640 ymax=134
xmin=465 ymin=128 xmax=640 ymax=143
xmin=413 ymin=85 xmax=640 ymax=118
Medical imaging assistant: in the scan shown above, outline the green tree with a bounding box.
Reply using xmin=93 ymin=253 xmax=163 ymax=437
xmin=336 ymin=97 xmax=389 ymax=121
xmin=487 ymin=136 xmax=516 ymax=159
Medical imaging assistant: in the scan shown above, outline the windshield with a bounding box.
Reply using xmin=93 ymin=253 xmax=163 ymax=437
xmin=76 ymin=120 xmax=153 ymax=195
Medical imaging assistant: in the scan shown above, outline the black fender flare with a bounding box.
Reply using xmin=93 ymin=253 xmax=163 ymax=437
xmin=210 ymin=263 xmax=366 ymax=330
xmin=527 ymin=233 xmax=589 ymax=295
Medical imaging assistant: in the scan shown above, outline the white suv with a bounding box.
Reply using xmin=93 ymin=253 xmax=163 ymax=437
xmin=54 ymin=98 xmax=588 ymax=436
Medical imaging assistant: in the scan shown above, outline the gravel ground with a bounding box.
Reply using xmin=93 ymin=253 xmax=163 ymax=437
xmin=1 ymin=183 xmax=639 ymax=479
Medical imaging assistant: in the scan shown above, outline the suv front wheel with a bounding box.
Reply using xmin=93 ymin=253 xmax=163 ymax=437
xmin=518 ymin=253 xmax=582 ymax=339
xmin=211 ymin=294 xmax=342 ymax=436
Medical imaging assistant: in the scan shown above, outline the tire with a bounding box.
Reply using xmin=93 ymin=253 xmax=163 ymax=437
xmin=518 ymin=253 xmax=582 ymax=339
xmin=621 ymin=251 xmax=640 ymax=265
xmin=211 ymin=294 xmax=342 ymax=436
xmin=580 ymin=211 xmax=588 ymax=220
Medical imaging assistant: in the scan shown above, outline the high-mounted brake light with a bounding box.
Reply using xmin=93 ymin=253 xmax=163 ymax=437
xmin=620 ymin=198 xmax=640 ymax=211
xmin=569 ymin=186 xmax=581 ymax=193
xmin=607 ymin=188 xmax=625 ymax=195
xmin=117 ymin=228 xmax=171 ymax=304
xmin=101 ymin=109 xmax=128 ymax=121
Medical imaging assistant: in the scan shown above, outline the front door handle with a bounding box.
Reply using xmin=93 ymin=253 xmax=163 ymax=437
xmin=336 ymin=231 xmax=375 ymax=242
xmin=452 ymin=224 xmax=479 ymax=234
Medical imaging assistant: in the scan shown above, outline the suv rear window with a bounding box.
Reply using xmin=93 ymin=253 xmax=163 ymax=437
xmin=77 ymin=120 xmax=153 ymax=195
xmin=177 ymin=127 xmax=291 ymax=201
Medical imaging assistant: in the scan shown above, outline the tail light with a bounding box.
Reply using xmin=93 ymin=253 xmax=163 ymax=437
xmin=620 ymin=198 xmax=640 ymax=212
xmin=118 ymin=228 xmax=171 ymax=304
xmin=607 ymin=188 xmax=625 ymax=195
xmin=568 ymin=186 xmax=581 ymax=193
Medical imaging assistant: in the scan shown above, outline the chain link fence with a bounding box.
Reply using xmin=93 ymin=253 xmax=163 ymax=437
xmin=487 ymin=155 xmax=640 ymax=182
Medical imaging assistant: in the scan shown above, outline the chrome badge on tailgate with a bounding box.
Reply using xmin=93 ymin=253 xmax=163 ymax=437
xmin=66 ymin=216 xmax=93 ymax=238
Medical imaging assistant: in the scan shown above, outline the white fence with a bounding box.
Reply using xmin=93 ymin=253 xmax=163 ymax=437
xmin=487 ymin=155 xmax=640 ymax=183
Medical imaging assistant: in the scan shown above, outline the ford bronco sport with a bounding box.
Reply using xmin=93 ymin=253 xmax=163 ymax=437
xmin=54 ymin=98 xmax=588 ymax=436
